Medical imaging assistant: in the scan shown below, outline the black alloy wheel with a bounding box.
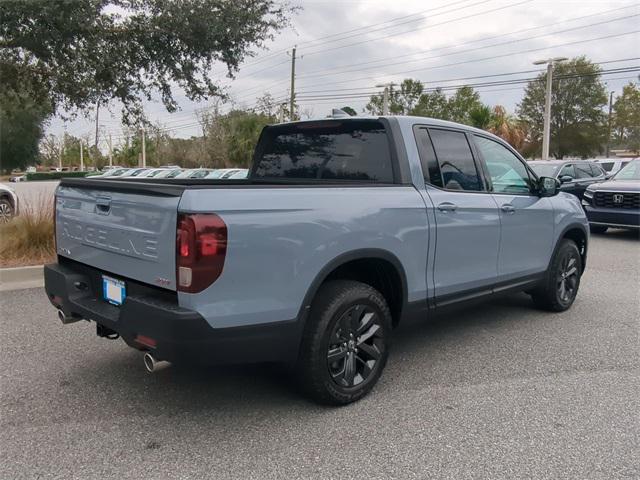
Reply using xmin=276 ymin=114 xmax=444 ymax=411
xmin=531 ymin=239 xmax=582 ymax=312
xmin=556 ymin=252 xmax=579 ymax=306
xmin=326 ymin=304 xmax=384 ymax=388
xmin=297 ymin=280 xmax=392 ymax=405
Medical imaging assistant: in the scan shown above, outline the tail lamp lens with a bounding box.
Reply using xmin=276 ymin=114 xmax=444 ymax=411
xmin=176 ymin=213 xmax=227 ymax=293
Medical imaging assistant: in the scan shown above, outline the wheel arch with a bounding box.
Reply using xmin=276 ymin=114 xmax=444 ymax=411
xmin=555 ymin=223 xmax=588 ymax=272
xmin=297 ymin=249 xmax=408 ymax=329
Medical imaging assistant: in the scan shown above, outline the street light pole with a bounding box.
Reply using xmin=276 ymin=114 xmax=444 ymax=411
xmin=375 ymin=83 xmax=396 ymax=115
xmin=606 ymin=90 xmax=614 ymax=157
xmin=80 ymin=141 xmax=84 ymax=172
xmin=141 ymin=125 xmax=146 ymax=168
xmin=533 ymin=57 xmax=567 ymax=160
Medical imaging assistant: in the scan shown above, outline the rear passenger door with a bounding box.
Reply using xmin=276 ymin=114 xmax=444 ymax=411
xmin=414 ymin=127 xmax=500 ymax=302
xmin=557 ymin=163 xmax=581 ymax=197
xmin=472 ymin=135 xmax=554 ymax=281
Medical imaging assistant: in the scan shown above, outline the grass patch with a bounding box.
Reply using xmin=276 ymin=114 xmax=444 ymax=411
xmin=0 ymin=196 xmax=55 ymax=267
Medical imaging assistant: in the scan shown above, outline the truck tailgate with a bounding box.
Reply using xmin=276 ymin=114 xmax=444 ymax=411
xmin=55 ymin=181 xmax=182 ymax=290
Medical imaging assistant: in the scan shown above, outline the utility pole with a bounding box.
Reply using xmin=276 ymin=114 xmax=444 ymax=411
xmin=375 ymin=83 xmax=396 ymax=115
xmin=533 ymin=57 xmax=567 ymax=160
xmin=141 ymin=125 xmax=146 ymax=167
xmin=80 ymin=141 xmax=84 ymax=171
xmin=58 ymin=135 xmax=64 ymax=171
xmin=94 ymin=103 xmax=100 ymax=148
xmin=279 ymin=103 xmax=286 ymax=123
xmin=289 ymin=46 xmax=296 ymax=121
xmin=606 ymin=90 xmax=614 ymax=157
xmin=108 ymin=133 xmax=113 ymax=167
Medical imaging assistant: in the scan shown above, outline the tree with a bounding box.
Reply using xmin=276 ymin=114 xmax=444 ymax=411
xmin=488 ymin=106 xmax=527 ymax=151
xmin=447 ymin=86 xmax=484 ymax=125
xmin=518 ymin=56 xmax=608 ymax=158
xmin=0 ymin=0 xmax=294 ymax=123
xmin=413 ymin=88 xmax=449 ymax=119
xmin=366 ymin=79 xmax=423 ymax=115
xmin=0 ymin=87 xmax=51 ymax=172
xmin=612 ymin=82 xmax=640 ymax=153
xmin=222 ymin=110 xmax=273 ymax=167
xmin=469 ymin=105 xmax=493 ymax=129
xmin=254 ymin=93 xmax=279 ymax=118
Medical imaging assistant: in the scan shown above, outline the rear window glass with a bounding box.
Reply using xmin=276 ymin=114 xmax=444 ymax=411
xmin=254 ymin=120 xmax=394 ymax=182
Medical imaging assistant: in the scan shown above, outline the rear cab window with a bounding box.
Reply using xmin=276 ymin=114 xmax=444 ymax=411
xmin=253 ymin=120 xmax=395 ymax=182
xmin=413 ymin=126 xmax=484 ymax=192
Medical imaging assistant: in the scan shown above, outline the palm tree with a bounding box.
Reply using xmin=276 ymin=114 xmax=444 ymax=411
xmin=488 ymin=106 xmax=527 ymax=151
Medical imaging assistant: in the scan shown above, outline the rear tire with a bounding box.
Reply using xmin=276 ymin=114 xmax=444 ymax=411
xmin=296 ymin=280 xmax=392 ymax=405
xmin=531 ymin=239 xmax=582 ymax=312
xmin=590 ymin=225 xmax=608 ymax=234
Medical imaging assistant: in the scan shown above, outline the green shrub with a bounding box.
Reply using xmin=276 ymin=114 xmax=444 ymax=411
xmin=26 ymin=171 xmax=89 ymax=181
xmin=0 ymin=195 xmax=55 ymax=267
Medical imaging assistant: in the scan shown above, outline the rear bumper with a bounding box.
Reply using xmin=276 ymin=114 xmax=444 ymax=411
xmin=583 ymin=205 xmax=640 ymax=229
xmin=44 ymin=262 xmax=302 ymax=365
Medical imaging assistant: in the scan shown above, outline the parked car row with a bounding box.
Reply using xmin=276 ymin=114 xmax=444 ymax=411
xmin=92 ymin=166 xmax=249 ymax=180
xmin=527 ymin=159 xmax=639 ymax=234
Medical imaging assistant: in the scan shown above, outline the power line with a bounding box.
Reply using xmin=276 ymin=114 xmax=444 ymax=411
xmin=300 ymin=0 xmax=492 ymax=53
xmin=235 ymin=0 xmax=477 ymax=70
xmin=295 ymin=29 xmax=640 ymax=91
xmin=301 ymin=0 xmax=532 ymax=58
xmin=297 ymin=6 xmax=638 ymax=79
xmin=295 ymin=57 xmax=640 ymax=95
xmin=295 ymin=67 xmax=640 ymax=102
xmin=225 ymin=1 xmax=494 ymax=97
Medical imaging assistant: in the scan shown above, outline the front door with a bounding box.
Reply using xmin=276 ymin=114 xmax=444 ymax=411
xmin=472 ymin=135 xmax=554 ymax=282
xmin=414 ymin=127 xmax=500 ymax=302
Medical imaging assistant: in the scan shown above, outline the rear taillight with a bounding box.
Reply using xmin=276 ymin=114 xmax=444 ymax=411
xmin=176 ymin=213 xmax=227 ymax=293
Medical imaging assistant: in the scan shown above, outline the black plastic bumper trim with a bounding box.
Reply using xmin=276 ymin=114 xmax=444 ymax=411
xmin=44 ymin=262 xmax=302 ymax=365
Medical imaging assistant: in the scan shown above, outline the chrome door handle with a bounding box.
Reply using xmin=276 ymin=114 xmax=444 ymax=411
xmin=501 ymin=204 xmax=515 ymax=213
xmin=437 ymin=202 xmax=457 ymax=212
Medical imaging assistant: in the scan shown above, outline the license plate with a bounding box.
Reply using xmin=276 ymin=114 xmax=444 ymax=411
xmin=102 ymin=275 xmax=126 ymax=306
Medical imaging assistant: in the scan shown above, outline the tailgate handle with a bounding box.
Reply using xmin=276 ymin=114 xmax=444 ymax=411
xmin=95 ymin=196 xmax=112 ymax=215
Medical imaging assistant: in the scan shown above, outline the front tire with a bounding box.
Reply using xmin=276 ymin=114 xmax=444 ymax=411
xmin=296 ymin=280 xmax=392 ymax=405
xmin=531 ymin=239 xmax=582 ymax=312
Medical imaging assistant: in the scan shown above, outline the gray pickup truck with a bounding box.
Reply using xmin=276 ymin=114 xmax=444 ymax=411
xmin=45 ymin=115 xmax=589 ymax=404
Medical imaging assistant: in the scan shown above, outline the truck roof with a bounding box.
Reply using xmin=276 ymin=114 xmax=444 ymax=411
xmin=275 ymin=115 xmax=508 ymax=146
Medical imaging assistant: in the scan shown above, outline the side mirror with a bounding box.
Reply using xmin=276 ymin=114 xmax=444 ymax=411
xmin=559 ymin=175 xmax=574 ymax=184
xmin=538 ymin=176 xmax=560 ymax=197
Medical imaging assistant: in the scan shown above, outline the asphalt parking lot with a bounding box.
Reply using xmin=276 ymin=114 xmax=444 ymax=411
xmin=1 ymin=180 xmax=59 ymax=209
xmin=1 ymin=231 xmax=638 ymax=479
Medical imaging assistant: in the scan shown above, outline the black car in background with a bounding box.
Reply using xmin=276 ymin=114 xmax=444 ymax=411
xmin=528 ymin=160 xmax=607 ymax=200
xmin=581 ymin=159 xmax=640 ymax=233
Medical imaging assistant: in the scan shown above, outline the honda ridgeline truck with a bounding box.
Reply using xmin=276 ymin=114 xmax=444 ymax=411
xmin=45 ymin=115 xmax=589 ymax=404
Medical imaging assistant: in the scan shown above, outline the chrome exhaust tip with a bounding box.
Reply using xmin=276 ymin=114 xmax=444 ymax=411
xmin=143 ymin=353 xmax=171 ymax=373
xmin=57 ymin=309 xmax=80 ymax=324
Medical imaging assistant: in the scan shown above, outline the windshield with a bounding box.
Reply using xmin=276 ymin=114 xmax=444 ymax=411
xmin=528 ymin=163 xmax=560 ymax=178
xmin=612 ymin=160 xmax=640 ymax=180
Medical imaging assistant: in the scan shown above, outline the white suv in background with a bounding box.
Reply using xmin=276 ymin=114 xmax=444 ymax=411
xmin=594 ymin=158 xmax=632 ymax=177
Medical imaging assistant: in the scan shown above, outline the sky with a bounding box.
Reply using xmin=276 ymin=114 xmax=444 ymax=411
xmin=47 ymin=0 xmax=640 ymax=150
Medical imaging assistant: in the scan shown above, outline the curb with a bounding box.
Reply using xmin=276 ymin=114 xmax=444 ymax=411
xmin=0 ymin=265 xmax=44 ymax=292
